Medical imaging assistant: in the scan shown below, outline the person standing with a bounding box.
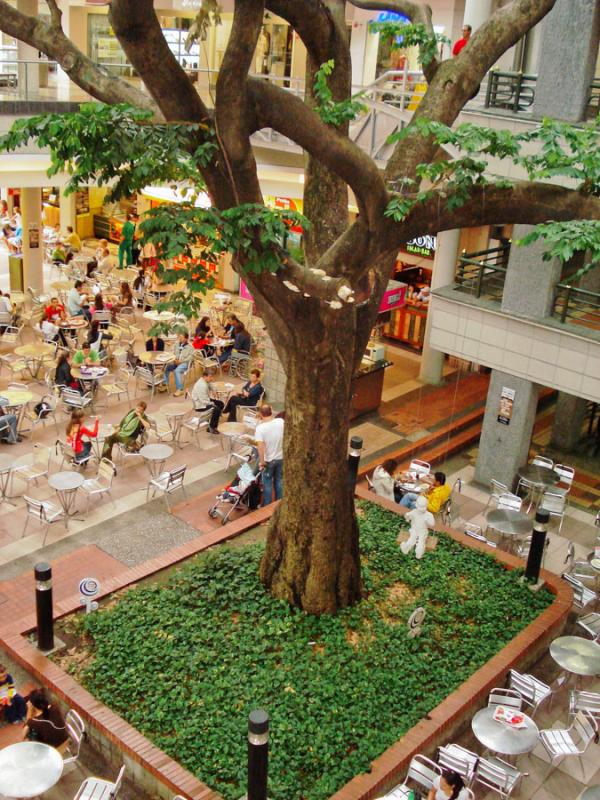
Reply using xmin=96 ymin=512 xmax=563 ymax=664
xmin=118 ymin=213 xmax=135 ymax=269
xmin=255 ymin=405 xmax=284 ymax=505
xmin=452 ymin=24 xmax=472 ymax=56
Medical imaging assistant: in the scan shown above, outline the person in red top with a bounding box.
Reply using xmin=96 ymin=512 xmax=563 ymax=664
xmin=66 ymin=409 xmax=99 ymax=465
xmin=45 ymin=297 xmax=65 ymax=322
xmin=452 ymin=24 xmax=472 ymax=56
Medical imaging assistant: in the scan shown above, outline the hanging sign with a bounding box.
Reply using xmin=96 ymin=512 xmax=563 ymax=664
xmin=401 ymin=235 xmax=437 ymax=260
xmin=28 ymin=223 xmax=39 ymax=249
xmin=498 ymin=387 xmax=515 ymax=426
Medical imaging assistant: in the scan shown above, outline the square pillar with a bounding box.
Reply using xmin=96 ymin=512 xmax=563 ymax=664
xmin=532 ymin=0 xmax=600 ymax=122
xmin=474 ymin=371 xmax=539 ymax=489
xmin=16 ymin=0 xmax=39 ymax=98
xmin=550 ymin=392 xmax=587 ymax=452
xmin=20 ymin=187 xmax=44 ymax=293
xmin=501 ymin=224 xmax=562 ymax=319
xmin=59 ymin=190 xmax=77 ymax=232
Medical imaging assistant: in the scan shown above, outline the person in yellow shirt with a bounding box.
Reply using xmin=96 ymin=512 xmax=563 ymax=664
xmin=400 ymin=471 xmax=451 ymax=513
xmin=64 ymin=225 xmax=81 ymax=252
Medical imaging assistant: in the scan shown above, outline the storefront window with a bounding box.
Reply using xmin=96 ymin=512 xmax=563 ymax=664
xmin=88 ymin=14 xmax=129 ymax=74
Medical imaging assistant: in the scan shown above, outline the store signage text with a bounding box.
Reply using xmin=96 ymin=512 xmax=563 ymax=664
xmin=376 ymin=11 xmax=410 ymax=23
xmin=403 ymin=235 xmax=437 ymax=258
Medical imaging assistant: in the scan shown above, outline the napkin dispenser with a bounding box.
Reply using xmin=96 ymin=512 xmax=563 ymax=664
xmin=364 ymin=343 xmax=386 ymax=362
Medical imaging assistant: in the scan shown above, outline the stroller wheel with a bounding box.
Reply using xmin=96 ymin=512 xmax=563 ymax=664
xmin=208 ymin=508 xmax=218 ymax=518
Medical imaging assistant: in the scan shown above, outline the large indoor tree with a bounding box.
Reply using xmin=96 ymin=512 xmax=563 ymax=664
xmin=1 ymin=0 xmax=599 ymax=614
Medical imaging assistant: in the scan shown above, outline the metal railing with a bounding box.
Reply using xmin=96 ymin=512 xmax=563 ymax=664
xmin=554 ymin=283 xmax=600 ymax=328
xmin=454 ymin=245 xmax=511 ymax=299
xmin=485 ymin=69 xmax=537 ymax=113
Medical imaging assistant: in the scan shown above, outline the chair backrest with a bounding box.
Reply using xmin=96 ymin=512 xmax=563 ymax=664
xmin=554 ymin=464 xmax=575 ymax=486
xmin=532 ymin=454 xmax=553 ymax=468
xmin=488 ymin=687 xmax=523 ymax=710
xmin=508 ymin=670 xmax=536 ymax=704
xmin=24 ymin=495 xmax=50 ymax=522
xmin=92 ymin=310 xmax=111 ymax=325
xmin=464 ymin=523 xmax=486 ymax=542
xmin=475 ymin=756 xmax=515 ymax=793
xmin=409 ymin=459 xmax=430 ymax=478
xmin=405 ymin=754 xmax=442 ymax=792
xmin=135 ymin=366 xmax=155 ymax=385
xmin=437 ymin=745 xmax=472 ymax=781
xmin=167 ymin=465 xmax=186 ymax=491
xmin=98 ymin=458 xmax=116 ymax=486
xmin=564 ymin=541 xmax=575 ymax=570
xmin=65 ymin=709 xmax=85 ymax=755
xmin=110 ymin=765 xmax=126 ymax=799
xmin=366 ymin=474 xmax=375 ymax=491
xmin=571 ymin=691 xmax=600 ymax=718
xmin=572 ymin=710 xmax=597 ymax=749
xmin=540 ymin=491 xmax=566 ymax=514
xmin=561 ymin=573 xmax=597 ymax=609
xmin=497 ymin=492 xmax=522 ymax=512
xmin=117 ymin=367 xmax=132 ymax=385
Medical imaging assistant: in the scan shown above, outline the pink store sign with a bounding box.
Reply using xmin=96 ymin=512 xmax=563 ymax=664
xmin=240 ymin=279 xmax=407 ymax=312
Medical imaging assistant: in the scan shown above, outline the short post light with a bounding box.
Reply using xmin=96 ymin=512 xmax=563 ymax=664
xmin=34 ymin=562 xmax=54 ymax=651
xmin=247 ymin=709 xmax=269 ymax=800
xmin=525 ymin=510 xmax=549 ymax=586
xmin=347 ymin=435 xmax=363 ymax=493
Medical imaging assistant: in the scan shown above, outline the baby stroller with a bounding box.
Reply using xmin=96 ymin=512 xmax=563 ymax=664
xmin=208 ymin=450 xmax=262 ymax=525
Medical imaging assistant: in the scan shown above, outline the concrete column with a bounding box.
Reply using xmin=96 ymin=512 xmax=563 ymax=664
xmin=419 ymin=229 xmax=461 ymax=385
xmin=501 ymin=225 xmax=561 ymax=319
xmin=20 ymin=188 xmax=44 ymax=293
xmin=59 ymin=190 xmax=77 ymax=232
xmin=463 ymin=0 xmax=493 ymax=31
xmin=474 ymin=371 xmax=539 ymax=489
xmin=532 ymin=0 xmax=600 ymax=122
xmin=16 ymin=0 xmax=39 ymax=98
xmin=550 ymin=392 xmax=587 ymax=452
xmin=476 ymin=225 xmax=562 ymax=487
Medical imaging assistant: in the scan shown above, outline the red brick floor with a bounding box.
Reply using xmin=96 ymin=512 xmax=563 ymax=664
xmin=0 ymin=545 xmax=124 ymax=624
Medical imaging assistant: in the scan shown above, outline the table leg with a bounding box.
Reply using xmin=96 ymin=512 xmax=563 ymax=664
xmin=146 ymin=458 xmax=166 ymax=478
xmin=57 ymin=488 xmax=84 ymax=526
xmin=0 ymin=469 xmax=16 ymax=506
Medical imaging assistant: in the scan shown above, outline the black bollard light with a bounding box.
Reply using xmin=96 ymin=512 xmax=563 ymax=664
xmin=525 ymin=510 xmax=549 ymax=585
xmin=348 ymin=435 xmax=363 ymax=493
xmin=247 ymin=709 xmax=269 ymax=800
xmin=35 ymin=562 xmax=54 ymax=652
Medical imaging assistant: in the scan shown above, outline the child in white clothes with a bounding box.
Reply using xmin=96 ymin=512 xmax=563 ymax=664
xmin=400 ymin=494 xmax=435 ymax=559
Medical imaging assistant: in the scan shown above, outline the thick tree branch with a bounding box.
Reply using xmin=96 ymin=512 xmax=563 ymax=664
xmin=278 ymin=255 xmax=356 ymax=305
xmin=0 ymin=0 xmax=156 ymax=111
xmin=382 ymin=182 xmax=600 ymax=251
xmin=248 ymin=78 xmax=388 ymax=237
xmin=215 ymin=0 xmax=264 ymax=203
xmin=109 ymin=0 xmax=209 ymax=124
xmin=265 ymin=0 xmax=335 ymax=64
xmin=45 ymin=0 xmax=62 ymax=28
xmin=346 ymin=0 xmax=439 ymax=80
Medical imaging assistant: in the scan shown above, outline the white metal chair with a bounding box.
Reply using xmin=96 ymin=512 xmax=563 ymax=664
xmin=553 ymin=463 xmax=575 ymax=497
xmin=63 ymin=709 xmax=86 ymax=766
xmin=148 ymin=416 xmax=175 ymax=444
xmin=473 ymin=756 xmax=526 ymax=799
xmin=81 ymin=458 xmax=116 ymax=510
xmin=61 ymin=387 xmax=93 ymax=415
xmin=483 ymin=479 xmax=509 ymax=511
xmin=463 ymin=522 xmax=497 ymax=548
xmin=379 ymin=753 xmax=441 ymax=799
xmin=437 ymin=743 xmax=478 ymax=786
xmin=487 ymin=687 xmax=523 ymax=710
xmin=539 ymin=491 xmax=566 ymax=533
xmin=539 ymin=710 xmax=597 ymax=772
xmin=98 ymin=368 xmax=130 ymax=407
xmin=408 ymin=459 xmax=430 ymax=478
xmin=440 ymin=478 xmax=462 ymax=525
xmin=56 ymin=439 xmax=92 ymax=471
xmin=577 ymin=611 xmax=600 ymax=640
xmin=135 ymin=365 xmax=163 ymax=399
xmin=21 ymin=394 xmax=59 ymax=439
xmin=496 ymin=493 xmax=522 ymax=512
xmin=181 ymin=407 xmax=214 ymax=446
xmin=561 ymin=573 xmax=599 ymax=611
xmin=12 ymin=444 xmax=52 ymax=491
xmin=532 ymin=454 xmax=554 ymax=468
xmin=507 ymin=669 xmax=554 ymax=716
xmin=569 ymin=690 xmax=600 ymax=723
xmin=92 ymin=309 xmax=111 ymax=328
xmin=74 ymin=764 xmax=125 ymax=800
xmin=226 ymin=435 xmax=256 ymax=470
xmin=146 ymin=465 xmax=187 ymax=509
xmin=22 ymin=495 xmax=65 ymax=543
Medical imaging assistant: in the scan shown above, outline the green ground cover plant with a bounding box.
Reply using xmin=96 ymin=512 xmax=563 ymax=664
xmin=59 ymin=503 xmax=553 ymax=800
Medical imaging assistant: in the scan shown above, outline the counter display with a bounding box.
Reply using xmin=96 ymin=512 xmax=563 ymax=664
xmin=350 ymin=359 xmax=392 ymax=420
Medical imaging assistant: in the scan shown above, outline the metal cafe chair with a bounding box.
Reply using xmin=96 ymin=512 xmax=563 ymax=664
xmin=473 ymin=756 xmax=526 ymax=799
xmin=379 ymin=753 xmax=441 ymax=799
xmin=74 ymin=764 xmax=125 ymax=800
xmin=437 ymin=743 xmax=478 ymax=786
xmin=487 ymin=687 xmax=523 ymax=710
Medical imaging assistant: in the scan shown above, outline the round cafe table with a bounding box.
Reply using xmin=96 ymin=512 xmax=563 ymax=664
xmin=58 ymin=316 xmax=88 ymax=330
xmin=212 ymin=381 xmax=235 ymax=402
xmin=48 ymin=470 xmax=85 ymax=527
xmin=51 ymin=280 xmax=73 ymax=292
xmin=550 ymin=636 xmax=600 ymax=678
xmin=143 ymin=310 xmax=176 ymax=323
xmin=517 ymin=465 xmax=559 ymax=508
xmin=140 ymin=443 xmax=174 ymax=477
xmin=1 ymin=388 xmax=34 ymax=406
xmin=0 ymin=741 xmax=64 ymax=798
xmin=579 ymin=786 xmax=600 ymax=800
xmin=161 ymin=402 xmax=190 ymax=448
xmin=486 ymin=508 xmax=532 ymax=538
xmin=0 ymin=454 xmax=18 ymax=506
xmin=471 ymin=706 xmax=539 ymax=758
xmin=14 ymin=342 xmax=55 ymax=381
xmin=138 ymin=351 xmax=175 ymax=367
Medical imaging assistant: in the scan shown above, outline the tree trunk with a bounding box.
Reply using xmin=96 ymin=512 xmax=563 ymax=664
xmin=260 ymin=309 xmax=361 ymax=614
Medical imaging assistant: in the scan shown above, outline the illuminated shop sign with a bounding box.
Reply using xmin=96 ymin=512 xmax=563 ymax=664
xmin=402 ymin=235 xmax=437 ymax=259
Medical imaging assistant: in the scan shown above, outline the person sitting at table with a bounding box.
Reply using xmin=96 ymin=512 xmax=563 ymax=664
xmin=63 ymin=225 xmax=81 ymax=253
xmin=372 ymin=459 xmax=402 ymax=503
xmin=111 ymin=281 xmax=134 ymax=321
xmin=191 ymin=368 xmax=222 ymax=433
xmin=160 ymin=331 xmax=194 ymax=397
xmin=102 ymin=401 xmax=150 ymax=459
xmin=221 ymin=368 xmax=263 ymax=424
xmin=133 ymin=267 xmax=148 ymax=294
xmin=0 ymin=397 xmax=22 ymax=444
xmin=66 ymin=409 xmax=99 ymax=465
xmin=39 ymin=317 xmax=62 ymax=345
xmin=98 ymin=247 xmax=115 ymax=275
xmin=428 ymin=769 xmax=469 ymax=800
xmin=22 ymin=689 xmax=69 ymax=751
xmin=193 ymin=316 xmax=213 ymax=351
xmin=51 ymin=240 xmax=67 ymax=263
xmin=93 ymin=292 xmax=105 ymax=312
xmin=87 ymin=321 xmax=112 ymax=355
xmin=45 ymin=296 xmax=65 ymax=323
xmin=145 ymin=334 xmax=165 ymax=352
xmin=94 ymin=238 xmax=108 ymax=261
xmin=55 ymin=352 xmax=80 ymax=391
xmin=67 ymin=280 xmax=91 ymax=321
xmin=73 ymin=341 xmax=100 ymax=367
xmin=0 ymin=663 xmax=27 ymax=724
xmin=0 ymin=291 xmax=13 ymax=315
xmin=400 ymin=470 xmax=451 ymax=513
xmin=219 ymin=321 xmax=251 ymax=365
